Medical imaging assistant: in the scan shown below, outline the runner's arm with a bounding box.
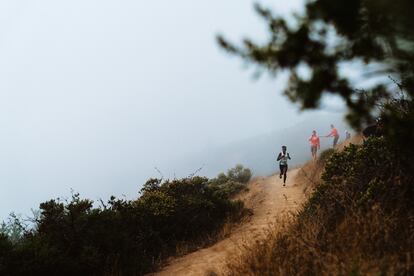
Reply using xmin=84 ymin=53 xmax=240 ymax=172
xmin=277 ymin=153 xmax=282 ymax=161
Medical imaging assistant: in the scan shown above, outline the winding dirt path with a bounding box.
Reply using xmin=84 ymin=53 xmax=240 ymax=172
xmin=152 ymin=169 xmax=306 ymax=276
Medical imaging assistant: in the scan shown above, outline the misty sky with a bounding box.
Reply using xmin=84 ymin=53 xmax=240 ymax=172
xmin=0 ymin=0 xmax=348 ymax=219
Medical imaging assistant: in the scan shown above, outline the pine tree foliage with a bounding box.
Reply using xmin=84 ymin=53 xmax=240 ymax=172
xmin=218 ymin=0 xmax=414 ymax=128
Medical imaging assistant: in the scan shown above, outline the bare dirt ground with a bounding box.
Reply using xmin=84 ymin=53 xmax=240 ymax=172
xmin=152 ymin=169 xmax=306 ymax=276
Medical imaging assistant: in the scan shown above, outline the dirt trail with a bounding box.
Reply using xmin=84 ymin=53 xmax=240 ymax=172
xmin=152 ymin=169 xmax=306 ymax=276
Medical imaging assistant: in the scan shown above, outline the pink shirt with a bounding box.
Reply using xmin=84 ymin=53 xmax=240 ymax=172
xmin=309 ymin=135 xmax=320 ymax=147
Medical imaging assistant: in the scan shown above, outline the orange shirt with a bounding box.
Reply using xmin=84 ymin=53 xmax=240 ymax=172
xmin=328 ymin=128 xmax=339 ymax=137
xmin=309 ymin=135 xmax=320 ymax=147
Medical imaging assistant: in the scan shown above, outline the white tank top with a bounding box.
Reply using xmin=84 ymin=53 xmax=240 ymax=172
xmin=279 ymin=152 xmax=289 ymax=165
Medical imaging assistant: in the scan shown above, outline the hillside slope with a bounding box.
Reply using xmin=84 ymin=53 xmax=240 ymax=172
xmin=152 ymin=169 xmax=306 ymax=276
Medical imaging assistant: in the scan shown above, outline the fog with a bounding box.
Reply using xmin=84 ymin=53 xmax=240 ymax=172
xmin=0 ymin=0 xmax=348 ymax=220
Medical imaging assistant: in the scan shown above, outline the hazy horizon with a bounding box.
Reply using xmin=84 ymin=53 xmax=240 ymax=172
xmin=0 ymin=0 xmax=349 ymax=220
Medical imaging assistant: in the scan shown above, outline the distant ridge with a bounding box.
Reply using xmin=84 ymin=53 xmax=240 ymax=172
xmin=171 ymin=112 xmax=350 ymax=177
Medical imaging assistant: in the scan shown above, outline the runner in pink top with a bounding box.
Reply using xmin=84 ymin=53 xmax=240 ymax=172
xmin=309 ymin=130 xmax=320 ymax=160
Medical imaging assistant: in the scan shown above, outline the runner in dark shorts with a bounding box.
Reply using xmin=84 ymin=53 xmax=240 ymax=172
xmin=311 ymin=146 xmax=317 ymax=156
xmin=277 ymin=146 xmax=291 ymax=186
xmin=333 ymin=135 xmax=339 ymax=147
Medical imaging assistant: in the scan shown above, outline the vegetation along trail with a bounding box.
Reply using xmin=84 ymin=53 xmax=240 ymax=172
xmin=153 ymin=169 xmax=306 ymax=276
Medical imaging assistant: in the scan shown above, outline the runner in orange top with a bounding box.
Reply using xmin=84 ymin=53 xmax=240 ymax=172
xmin=326 ymin=124 xmax=340 ymax=147
xmin=308 ymin=130 xmax=320 ymax=160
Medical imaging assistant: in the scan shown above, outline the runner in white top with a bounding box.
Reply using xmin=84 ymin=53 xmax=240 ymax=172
xmin=277 ymin=146 xmax=291 ymax=186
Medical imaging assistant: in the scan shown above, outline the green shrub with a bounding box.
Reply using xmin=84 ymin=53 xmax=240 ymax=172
xmin=0 ymin=171 xmax=248 ymax=276
xmin=208 ymin=165 xmax=252 ymax=198
xmin=299 ymin=137 xmax=414 ymax=272
xmin=227 ymin=164 xmax=252 ymax=184
xmin=303 ymin=138 xmax=400 ymax=219
xmin=209 ymin=180 xmax=246 ymax=198
xmin=317 ymin=148 xmax=335 ymax=165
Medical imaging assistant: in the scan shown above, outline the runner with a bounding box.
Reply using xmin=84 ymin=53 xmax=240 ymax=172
xmin=308 ymin=130 xmax=320 ymax=160
xmin=326 ymin=124 xmax=340 ymax=147
xmin=277 ymin=146 xmax=291 ymax=186
xmin=345 ymin=130 xmax=351 ymax=140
